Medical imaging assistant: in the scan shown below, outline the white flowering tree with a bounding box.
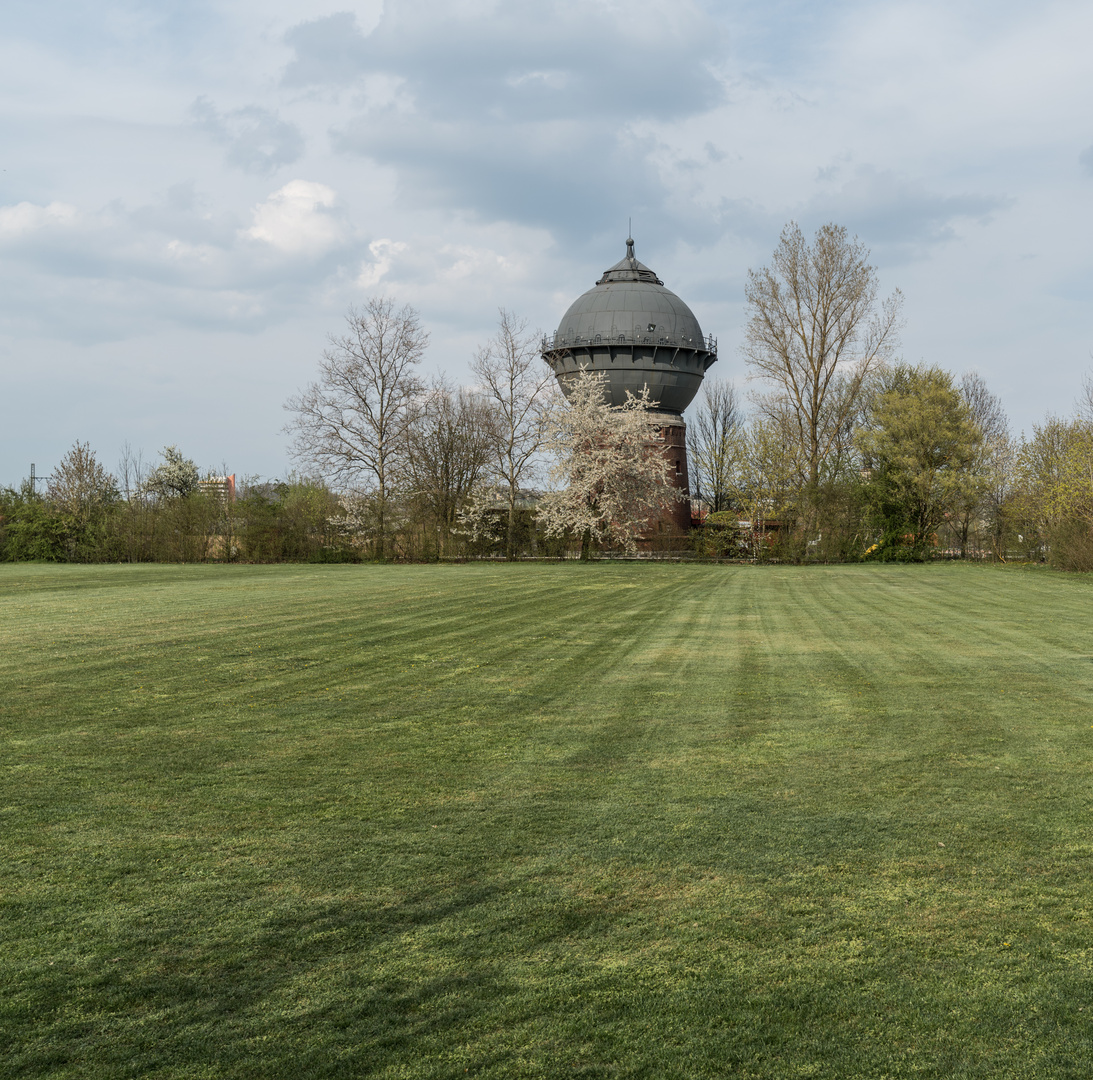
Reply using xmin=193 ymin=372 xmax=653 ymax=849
xmin=538 ymin=369 xmax=682 ymax=559
xmin=143 ymin=446 xmax=200 ymax=500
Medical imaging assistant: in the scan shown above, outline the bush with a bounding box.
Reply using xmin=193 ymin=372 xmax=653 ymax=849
xmin=862 ymin=527 xmax=931 ymax=563
xmin=0 ymin=487 xmax=68 ymax=561
xmin=1048 ymin=519 xmax=1093 ymax=572
xmin=307 ymin=546 xmax=362 ymax=564
xmin=692 ymin=514 xmax=746 ymax=559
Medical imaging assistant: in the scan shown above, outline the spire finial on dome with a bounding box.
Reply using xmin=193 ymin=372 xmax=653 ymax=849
xmin=596 ymin=237 xmax=663 ymax=285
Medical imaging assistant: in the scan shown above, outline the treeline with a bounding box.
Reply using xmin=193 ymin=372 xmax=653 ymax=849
xmin=0 ymin=447 xmax=562 ymax=565
xmin=0 ymin=363 xmax=677 ymax=565
xmin=0 ymin=453 xmax=348 ymax=564
xmin=688 ymin=366 xmax=1093 ymax=568
xmin=1 ymin=303 xmax=563 ymax=564
xmin=5 ymin=366 xmax=1093 ymax=567
xmin=683 ymin=222 xmax=1093 ymax=569
xmin=6 ymin=223 xmax=1093 ymax=566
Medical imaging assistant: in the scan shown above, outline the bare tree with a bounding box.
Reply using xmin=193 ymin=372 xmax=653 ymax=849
xmin=725 ymin=415 xmax=802 ymax=558
xmin=43 ymin=441 xmax=120 ymax=560
xmin=743 ymin=222 xmax=902 ymax=491
xmin=470 ymin=310 xmax=554 ymax=559
xmin=955 ymin=371 xmax=1011 ymax=557
xmin=1078 ymin=367 xmax=1093 ymax=425
xmin=960 ymin=372 xmax=1009 ymax=448
xmin=285 ymin=297 xmax=427 ymax=559
xmin=687 ymin=379 xmax=741 ymax=512
xmin=116 ymin=443 xmax=152 ymax=563
xmin=117 ymin=443 xmax=147 ymax=503
xmin=538 ymin=369 xmax=680 ymax=559
xmin=404 ymin=381 xmax=496 ymax=555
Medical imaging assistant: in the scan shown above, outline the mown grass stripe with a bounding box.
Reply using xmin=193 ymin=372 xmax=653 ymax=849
xmin=3 ymin=562 xmax=1093 ymax=1078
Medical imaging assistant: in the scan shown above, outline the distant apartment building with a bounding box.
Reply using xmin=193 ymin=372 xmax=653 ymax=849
xmin=198 ymin=474 xmax=236 ymax=502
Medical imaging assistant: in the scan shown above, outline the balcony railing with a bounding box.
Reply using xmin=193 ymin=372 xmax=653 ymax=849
xmin=542 ymin=331 xmax=717 ymax=353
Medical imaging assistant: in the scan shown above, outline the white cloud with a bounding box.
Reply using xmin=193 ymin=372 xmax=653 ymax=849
xmin=246 ymin=180 xmax=347 ymax=255
xmin=505 ymin=70 xmax=570 ymax=90
xmin=4 ymin=0 xmax=1093 ymax=485
xmin=357 ymin=238 xmax=408 ymax=288
xmin=0 ymin=182 xmax=370 ymax=346
xmin=438 ymin=243 xmax=513 ymax=282
xmin=0 ymin=201 xmax=79 ymax=237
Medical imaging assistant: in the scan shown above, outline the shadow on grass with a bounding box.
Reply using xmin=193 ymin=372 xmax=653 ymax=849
xmin=8 ymin=875 xmax=623 ymax=1079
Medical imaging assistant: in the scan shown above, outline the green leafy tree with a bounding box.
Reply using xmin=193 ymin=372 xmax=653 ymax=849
xmin=1013 ymin=416 xmax=1093 ymax=567
xmin=0 ymin=483 xmax=67 ymax=561
xmin=856 ymin=365 xmax=982 ymax=555
xmin=237 ymin=478 xmax=344 ymax=562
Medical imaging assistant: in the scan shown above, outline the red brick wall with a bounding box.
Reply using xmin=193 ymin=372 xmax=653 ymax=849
xmin=654 ymin=423 xmax=691 ymax=534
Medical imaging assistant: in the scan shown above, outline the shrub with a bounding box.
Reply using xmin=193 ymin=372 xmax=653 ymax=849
xmin=1048 ymin=519 xmax=1093 ymax=572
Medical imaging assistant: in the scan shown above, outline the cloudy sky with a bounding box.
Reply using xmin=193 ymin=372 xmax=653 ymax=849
xmin=2 ymin=0 xmax=1092 ymax=486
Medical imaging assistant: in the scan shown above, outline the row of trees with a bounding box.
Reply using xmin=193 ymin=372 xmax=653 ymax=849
xmin=686 ymin=224 xmax=1093 ymax=565
xmin=285 ymin=300 xmax=558 ymax=560
xmin=6 ymin=222 xmax=1093 ymax=565
xmin=688 ymin=367 xmax=1003 ymax=561
xmin=284 ymin=297 xmax=678 ymax=561
xmin=694 ymin=370 xmax=1093 ymax=567
xmin=2 ymin=302 xmax=677 ymax=562
xmin=0 ymin=445 xmax=358 ymax=564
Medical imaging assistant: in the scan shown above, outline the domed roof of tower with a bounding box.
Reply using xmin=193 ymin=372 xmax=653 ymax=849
xmin=551 ymin=238 xmax=706 ymax=350
xmin=542 ymin=237 xmax=718 ymax=418
xmin=596 ymin=237 xmax=664 ymax=285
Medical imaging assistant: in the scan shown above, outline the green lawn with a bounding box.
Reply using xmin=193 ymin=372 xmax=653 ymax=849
xmin=2 ymin=562 xmax=1092 ymax=1079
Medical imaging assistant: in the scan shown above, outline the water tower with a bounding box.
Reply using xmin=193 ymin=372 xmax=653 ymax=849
xmin=541 ymin=238 xmax=718 ymax=531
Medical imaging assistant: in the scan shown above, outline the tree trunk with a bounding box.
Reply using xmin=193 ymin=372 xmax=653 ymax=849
xmin=506 ymin=486 xmax=517 ymax=561
xmin=375 ymin=497 xmax=386 ymax=561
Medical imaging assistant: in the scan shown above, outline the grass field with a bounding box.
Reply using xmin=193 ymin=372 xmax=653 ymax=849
xmin=2 ymin=562 xmax=1092 ymax=1079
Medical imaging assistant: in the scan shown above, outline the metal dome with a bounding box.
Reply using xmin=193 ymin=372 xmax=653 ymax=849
xmin=542 ymin=239 xmax=717 ymax=418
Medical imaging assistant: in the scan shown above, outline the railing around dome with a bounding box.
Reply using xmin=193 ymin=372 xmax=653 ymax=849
xmin=541 ymin=331 xmax=717 ymax=352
